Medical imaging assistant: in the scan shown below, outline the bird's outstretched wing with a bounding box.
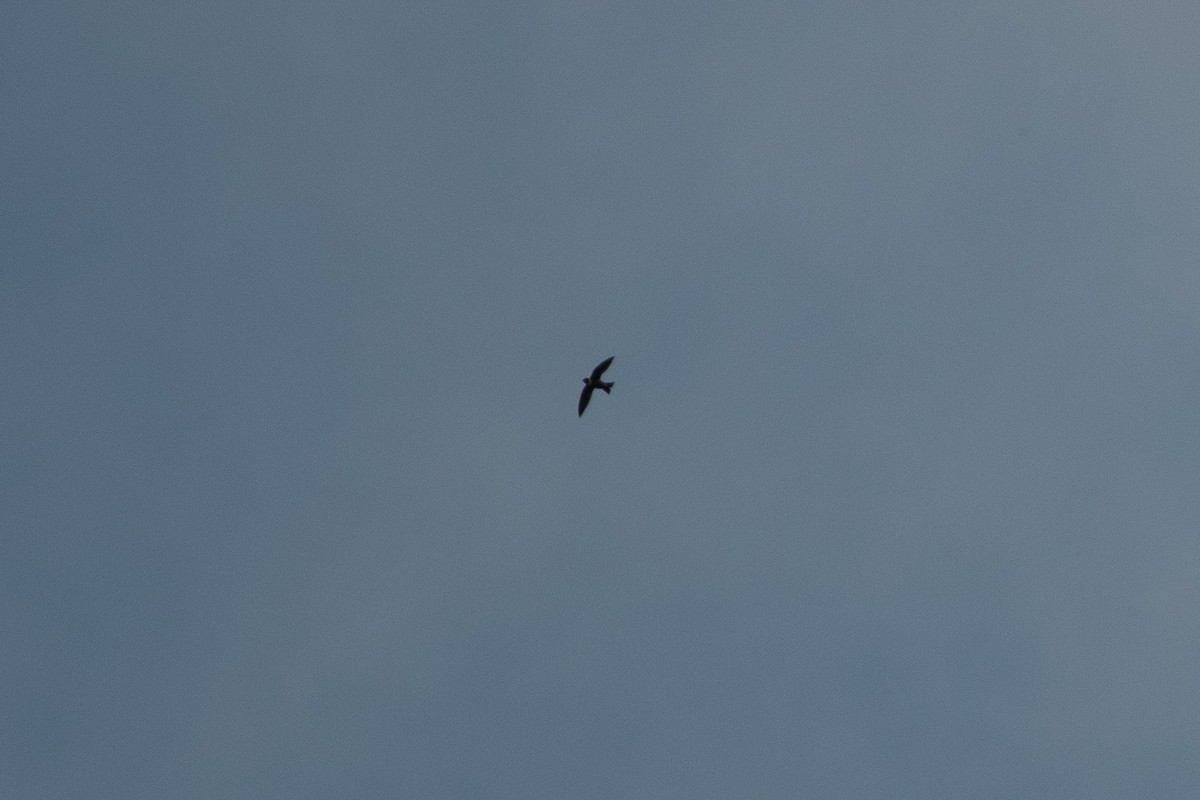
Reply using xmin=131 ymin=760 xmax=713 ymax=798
xmin=589 ymin=356 xmax=614 ymax=382
xmin=578 ymin=384 xmax=595 ymax=417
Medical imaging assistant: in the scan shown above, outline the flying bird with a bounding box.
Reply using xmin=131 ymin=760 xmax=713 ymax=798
xmin=578 ymin=356 xmax=614 ymax=417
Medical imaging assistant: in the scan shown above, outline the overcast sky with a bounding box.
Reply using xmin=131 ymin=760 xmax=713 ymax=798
xmin=4 ymin=2 xmax=1200 ymax=797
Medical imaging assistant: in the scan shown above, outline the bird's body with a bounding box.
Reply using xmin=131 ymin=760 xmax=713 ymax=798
xmin=578 ymin=356 xmax=614 ymax=416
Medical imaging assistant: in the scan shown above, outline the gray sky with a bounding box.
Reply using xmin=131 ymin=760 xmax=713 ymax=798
xmin=4 ymin=2 xmax=1200 ymax=797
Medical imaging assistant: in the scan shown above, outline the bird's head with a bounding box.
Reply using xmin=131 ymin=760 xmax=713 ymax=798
xmin=582 ymin=377 xmax=589 ymax=385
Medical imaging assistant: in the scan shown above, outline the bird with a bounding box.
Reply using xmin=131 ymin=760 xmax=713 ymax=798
xmin=578 ymin=356 xmax=614 ymax=416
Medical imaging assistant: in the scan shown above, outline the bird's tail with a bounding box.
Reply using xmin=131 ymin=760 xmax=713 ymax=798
xmin=598 ymin=381 xmax=613 ymax=394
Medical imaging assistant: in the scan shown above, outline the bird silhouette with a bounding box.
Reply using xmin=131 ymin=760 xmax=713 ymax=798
xmin=578 ymin=356 xmax=614 ymax=416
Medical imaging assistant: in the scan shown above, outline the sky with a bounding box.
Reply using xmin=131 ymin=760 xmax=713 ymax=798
xmin=4 ymin=2 xmax=1200 ymax=797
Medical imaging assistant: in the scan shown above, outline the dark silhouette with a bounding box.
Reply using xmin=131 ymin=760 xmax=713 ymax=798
xmin=578 ymin=357 xmax=614 ymax=417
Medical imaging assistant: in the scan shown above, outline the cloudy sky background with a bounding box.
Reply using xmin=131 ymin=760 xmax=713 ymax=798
xmin=5 ymin=2 xmax=1200 ymax=797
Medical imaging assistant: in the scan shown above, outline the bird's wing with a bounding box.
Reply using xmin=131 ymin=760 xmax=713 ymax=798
xmin=578 ymin=384 xmax=594 ymax=416
xmin=590 ymin=356 xmax=614 ymax=381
